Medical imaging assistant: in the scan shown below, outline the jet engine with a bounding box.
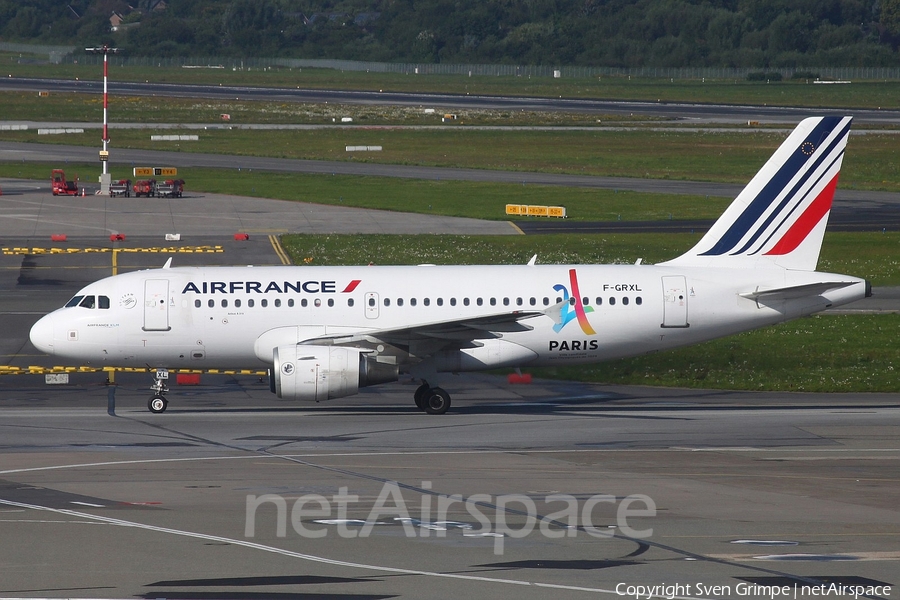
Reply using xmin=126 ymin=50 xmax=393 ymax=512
xmin=272 ymin=345 xmax=398 ymax=402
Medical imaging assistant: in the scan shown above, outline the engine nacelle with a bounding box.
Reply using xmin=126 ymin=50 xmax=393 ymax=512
xmin=272 ymin=344 xmax=398 ymax=402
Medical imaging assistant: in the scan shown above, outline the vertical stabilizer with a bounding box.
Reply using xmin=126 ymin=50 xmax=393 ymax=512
xmin=662 ymin=116 xmax=851 ymax=271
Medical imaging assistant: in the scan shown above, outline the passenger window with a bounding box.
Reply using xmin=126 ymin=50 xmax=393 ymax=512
xmin=476 ymin=298 xmax=483 ymax=306
xmin=65 ymin=296 xmax=84 ymax=308
xmin=369 ymin=298 xmax=376 ymax=307
xmin=609 ymin=297 xmax=616 ymax=306
xmin=79 ymin=296 xmax=96 ymax=309
xmin=516 ymin=297 xmax=523 ymax=306
xmin=288 ymin=299 xmax=294 ymax=307
xmin=398 ymin=298 xmax=404 ymax=307
xmin=274 ymin=299 xmax=281 ymax=308
xmin=463 ymin=298 xmax=469 ymax=306
xmin=596 ymin=297 xmax=603 ymax=306
xmin=543 ymin=297 xmax=549 ymax=306
xmin=348 ymin=298 xmax=355 ymax=307
xmin=490 ymin=298 xmax=497 ymax=306
xmin=221 ymin=299 xmax=228 ymax=308
xmin=529 ymin=297 xmax=536 ymax=306
xmin=424 ymin=298 xmax=430 ymax=306
xmin=194 ymin=299 xmax=201 ymax=308
xmin=261 ymin=299 xmax=268 ymax=307
xmin=99 ymin=296 xmax=110 ymax=309
xmin=208 ymin=299 xmax=215 ymax=308
xmin=327 ymin=299 xmax=334 ymax=307
xmin=450 ymin=298 xmax=457 ymax=306
xmin=384 ymin=298 xmax=391 ymax=307
xmin=583 ymin=297 xmax=589 ymax=305
xmin=301 ymin=299 xmax=308 ymax=307
xmin=636 ymin=297 xmax=643 ymax=305
xmin=410 ymin=298 xmax=417 ymax=306
xmin=235 ymin=299 xmax=242 ymax=308
xmin=623 ymin=297 xmax=629 ymax=305
xmin=503 ymin=298 xmax=509 ymax=306
xmin=437 ymin=298 xmax=444 ymax=306
xmin=248 ymin=299 xmax=255 ymax=308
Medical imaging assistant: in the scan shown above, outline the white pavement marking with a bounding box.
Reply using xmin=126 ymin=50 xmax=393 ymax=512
xmin=0 ymin=497 xmax=716 ymax=598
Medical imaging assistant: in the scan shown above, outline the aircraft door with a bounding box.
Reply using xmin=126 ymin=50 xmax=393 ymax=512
xmin=365 ymin=292 xmax=380 ymax=319
xmin=661 ymin=276 xmax=689 ymax=328
xmin=143 ymin=279 xmax=172 ymax=331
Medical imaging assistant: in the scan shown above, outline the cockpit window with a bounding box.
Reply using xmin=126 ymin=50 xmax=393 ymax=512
xmin=79 ymin=296 xmax=96 ymax=309
xmin=99 ymin=296 xmax=110 ymax=309
xmin=65 ymin=295 xmax=85 ymax=308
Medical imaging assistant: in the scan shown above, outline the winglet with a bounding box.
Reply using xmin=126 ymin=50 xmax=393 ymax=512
xmin=162 ymin=257 xmax=173 ymax=269
xmin=662 ymin=116 xmax=852 ymax=271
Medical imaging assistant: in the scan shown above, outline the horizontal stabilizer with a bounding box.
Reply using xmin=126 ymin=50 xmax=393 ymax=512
xmin=740 ymin=281 xmax=856 ymax=301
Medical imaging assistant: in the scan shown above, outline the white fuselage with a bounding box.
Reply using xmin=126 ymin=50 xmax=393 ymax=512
xmin=29 ymin=263 xmax=867 ymax=373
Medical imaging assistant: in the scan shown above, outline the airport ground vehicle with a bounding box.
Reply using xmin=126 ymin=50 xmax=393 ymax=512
xmin=132 ymin=179 xmax=157 ymax=197
xmin=109 ymin=179 xmax=131 ymax=197
xmin=156 ymin=179 xmax=185 ymax=198
xmin=51 ymin=169 xmax=79 ymax=196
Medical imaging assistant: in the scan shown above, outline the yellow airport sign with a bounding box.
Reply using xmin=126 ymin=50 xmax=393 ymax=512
xmin=133 ymin=167 xmax=178 ymax=177
xmin=506 ymin=204 xmax=566 ymax=218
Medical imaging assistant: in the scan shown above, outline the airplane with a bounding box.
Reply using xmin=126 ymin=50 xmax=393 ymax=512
xmin=29 ymin=116 xmax=870 ymax=415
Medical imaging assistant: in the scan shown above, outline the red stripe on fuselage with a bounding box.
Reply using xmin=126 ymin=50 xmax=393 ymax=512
xmin=342 ymin=279 xmax=362 ymax=293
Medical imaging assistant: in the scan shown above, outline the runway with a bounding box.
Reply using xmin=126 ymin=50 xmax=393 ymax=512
xmin=4 ymin=76 xmax=900 ymax=125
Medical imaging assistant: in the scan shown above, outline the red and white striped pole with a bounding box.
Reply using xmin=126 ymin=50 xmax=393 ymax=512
xmin=102 ymin=47 xmax=108 ymax=178
xmin=86 ymin=45 xmax=118 ymax=194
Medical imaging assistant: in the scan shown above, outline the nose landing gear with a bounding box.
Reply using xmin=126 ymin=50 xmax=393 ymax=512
xmin=148 ymin=368 xmax=170 ymax=414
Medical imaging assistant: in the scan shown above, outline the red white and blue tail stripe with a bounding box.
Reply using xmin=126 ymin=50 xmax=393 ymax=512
xmin=664 ymin=116 xmax=851 ymax=271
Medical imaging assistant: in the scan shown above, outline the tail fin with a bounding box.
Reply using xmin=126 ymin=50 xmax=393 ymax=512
xmin=662 ymin=116 xmax=852 ymax=271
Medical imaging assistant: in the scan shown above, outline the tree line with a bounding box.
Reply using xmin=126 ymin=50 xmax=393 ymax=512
xmin=2 ymin=0 xmax=900 ymax=68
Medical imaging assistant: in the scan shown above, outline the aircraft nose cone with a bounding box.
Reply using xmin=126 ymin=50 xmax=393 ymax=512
xmin=29 ymin=314 xmax=55 ymax=355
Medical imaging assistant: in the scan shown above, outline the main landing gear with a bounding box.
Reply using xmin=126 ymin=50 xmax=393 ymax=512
xmin=413 ymin=381 xmax=451 ymax=415
xmin=148 ymin=368 xmax=170 ymax=414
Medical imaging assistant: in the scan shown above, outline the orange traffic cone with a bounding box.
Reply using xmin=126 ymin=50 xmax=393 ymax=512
xmin=81 ymin=187 xmax=86 ymax=197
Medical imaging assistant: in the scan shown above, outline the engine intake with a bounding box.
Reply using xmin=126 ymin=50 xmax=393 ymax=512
xmin=272 ymin=345 xmax=398 ymax=402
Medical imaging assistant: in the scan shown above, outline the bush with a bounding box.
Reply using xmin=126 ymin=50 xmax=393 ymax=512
xmin=746 ymin=71 xmax=783 ymax=81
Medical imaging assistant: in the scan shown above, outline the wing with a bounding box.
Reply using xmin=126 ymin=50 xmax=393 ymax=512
xmin=297 ymin=307 xmax=552 ymax=363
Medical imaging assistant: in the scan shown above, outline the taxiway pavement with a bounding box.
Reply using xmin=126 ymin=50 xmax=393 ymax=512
xmin=0 ymin=179 xmax=897 ymax=599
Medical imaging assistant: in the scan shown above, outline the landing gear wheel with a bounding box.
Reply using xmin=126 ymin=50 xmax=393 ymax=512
xmin=148 ymin=396 xmax=168 ymax=414
xmin=413 ymin=382 xmax=430 ymax=410
xmin=423 ymin=387 xmax=451 ymax=415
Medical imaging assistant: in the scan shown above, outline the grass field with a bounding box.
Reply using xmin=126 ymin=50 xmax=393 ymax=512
xmin=2 ymin=106 xmax=900 ymax=192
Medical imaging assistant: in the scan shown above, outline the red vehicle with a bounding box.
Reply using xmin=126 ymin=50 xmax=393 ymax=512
xmin=51 ymin=169 xmax=79 ymax=196
xmin=132 ymin=179 xmax=157 ymax=197
xmin=156 ymin=179 xmax=185 ymax=198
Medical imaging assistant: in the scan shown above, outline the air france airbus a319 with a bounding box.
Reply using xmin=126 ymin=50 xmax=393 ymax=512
xmin=29 ymin=116 xmax=870 ymax=415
